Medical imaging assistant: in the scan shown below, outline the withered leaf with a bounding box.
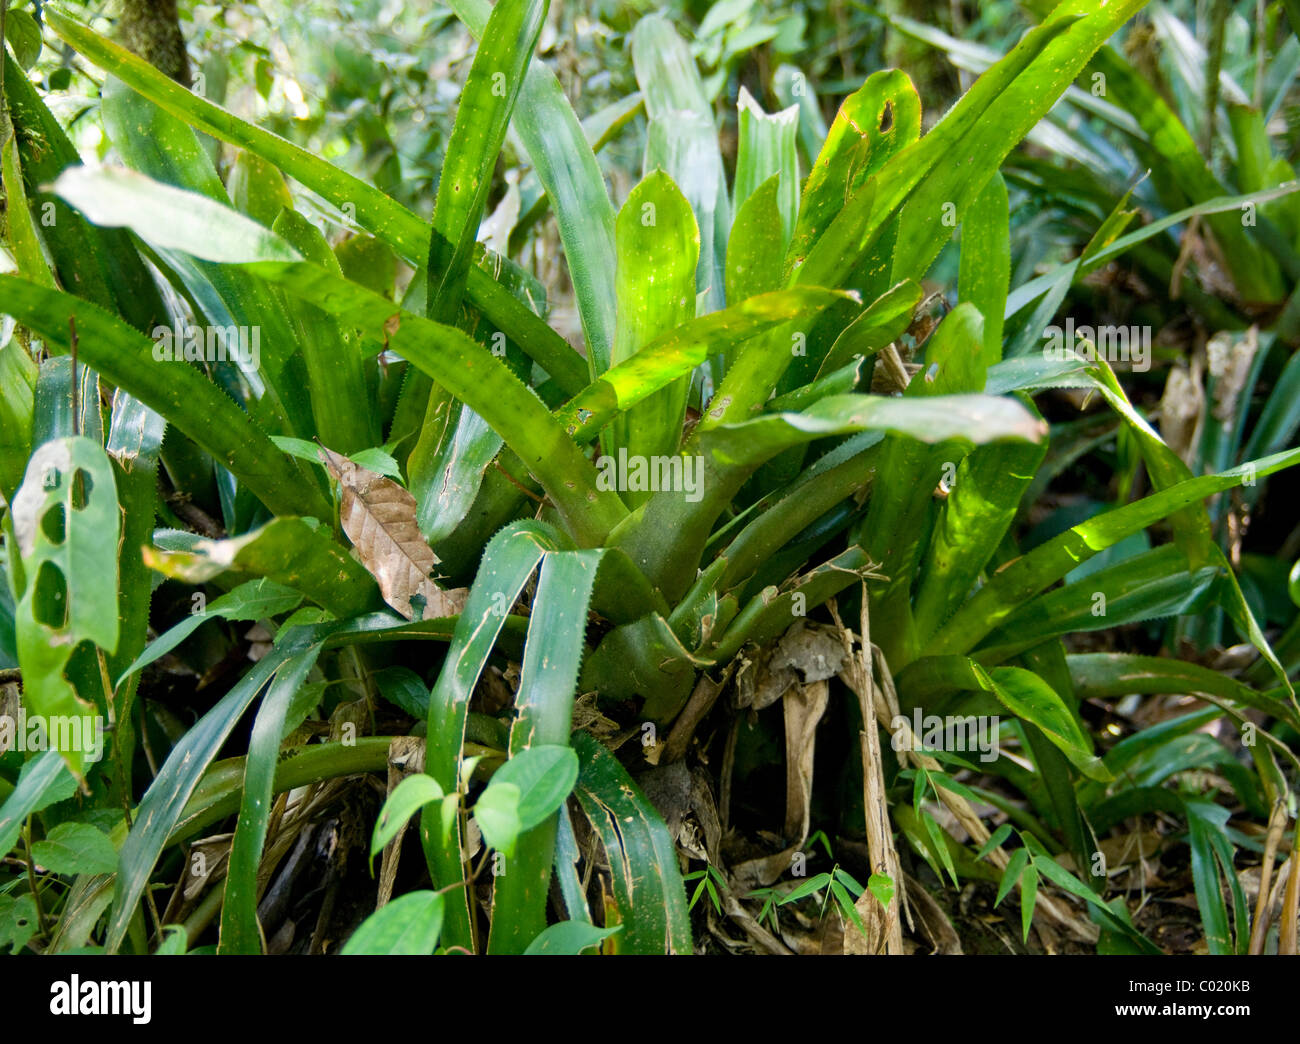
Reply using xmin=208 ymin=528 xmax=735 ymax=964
xmin=318 ymin=445 xmax=468 ymax=621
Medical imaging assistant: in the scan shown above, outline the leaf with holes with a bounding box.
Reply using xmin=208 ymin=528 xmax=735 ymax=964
xmin=6 ymin=437 xmax=120 ymax=779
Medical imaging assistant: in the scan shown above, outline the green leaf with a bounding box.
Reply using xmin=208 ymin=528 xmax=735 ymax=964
xmin=977 ymin=823 xmax=1015 ymax=862
xmin=403 ymin=0 xmax=551 ymax=549
xmin=607 ymin=171 xmax=699 ymax=476
xmin=372 ymin=666 xmax=430 ymax=719
xmin=866 ymin=872 xmax=895 ymax=909
xmin=0 ymin=278 xmax=330 ymax=520
xmin=781 ymin=873 xmax=833 ymax=904
xmin=621 ymin=387 xmax=1044 ymax=602
xmin=5 ymin=10 xmax=42 ymax=69
xmin=220 ymin=645 xmax=321 ymax=953
xmin=144 ymin=520 xmax=378 ymax=619
xmin=0 ymin=751 xmax=78 ymax=857
xmin=488 ymin=550 xmax=601 ymax=952
xmin=815 ymin=279 xmax=922 ymax=381
xmin=31 ymin=821 xmax=118 ymax=876
xmin=474 ymin=781 xmax=522 ymax=858
xmin=1019 ymin=865 xmax=1039 ymax=942
xmin=428 ymin=0 xmax=547 ymax=322
xmin=490 ymin=745 xmax=579 ymax=835
xmin=41 ymin=5 xmax=561 ymax=369
xmin=1 ymin=131 xmax=55 ymax=288
xmin=96 ymin=81 xmax=312 ymax=438
xmin=559 ymin=286 xmax=851 ymax=446
xmin=632 ymin=13 xmax=729 ymax=317
xmin=996 ymin=847 xmax=1030 ymax=906
xmin=8 ymin=437 xmax=120 ymax=779
xmin=887 ymin=2 xmax=1149 ymax=287
xmin=786 ymin=69 xmax=921 ymax=278
xmin=524 ymin=920 xmax=621 ymax=954
xmin=105 ymin=635 xmax=319 ymax=953
xmin=422 ymin=521 xmax=560 ymax=949
xmin=913 ymin=437 xmax=1046 ymax=645
xmin=958 ymin=172 xmax=1009 ymax=367
xmin=923 ymin=810 xmax=960 ymax=886
xmin=977 ymin=544 xmax=1218 ymax=663
xmin=734 ymin=88 xmax=799 ymax=248
xmin=986 ymin=667 xmax=1108 ymax=782
xmin=726 ymin=175 xmax=786 ymax=305
xmin=929 ymin=450 xmax=1300 ymax=657
xmin=154 ymin=925 xmax=188 ymax=955
xmin=0 ymin=333 xmax=37 ymax=503
xmin=572 ymin=732 xmax=692 ymax=954
xmin=1183 ymin=798 xmax=1248 ymax=955
xmin=340 ymin=891 xmax=445 ymax=955
xmin=227 ymin=150 xmax=295 ymax=229
xmin=451 ymin=0 xmax=616 ymax=373
xmin=0 ymin=895 xmax=39 ymax=953
xmin=116 ymin=577 xmax=303 ymax=685
xmin=371 ymin=774 xmax=445 ymax=860
xmin=270 ymin=209 xmax=376 ymax=454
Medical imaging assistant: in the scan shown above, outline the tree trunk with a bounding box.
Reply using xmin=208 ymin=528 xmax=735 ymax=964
xmin=117 ymin=0 xmax=191 ymax=87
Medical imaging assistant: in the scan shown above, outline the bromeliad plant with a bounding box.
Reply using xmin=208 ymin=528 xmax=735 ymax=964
xmin=1 ymin=0 xmax=1298 ymax=954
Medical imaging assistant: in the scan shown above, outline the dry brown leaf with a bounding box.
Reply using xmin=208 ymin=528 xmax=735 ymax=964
xmin=783 ymin=679 xmax=829 ymax=841
xmin=318 ymin=445 xmax=468 ymax=621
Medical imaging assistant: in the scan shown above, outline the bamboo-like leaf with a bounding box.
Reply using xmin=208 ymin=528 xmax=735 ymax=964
xmin=340 ymin=891 xmax=445 ymax=955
